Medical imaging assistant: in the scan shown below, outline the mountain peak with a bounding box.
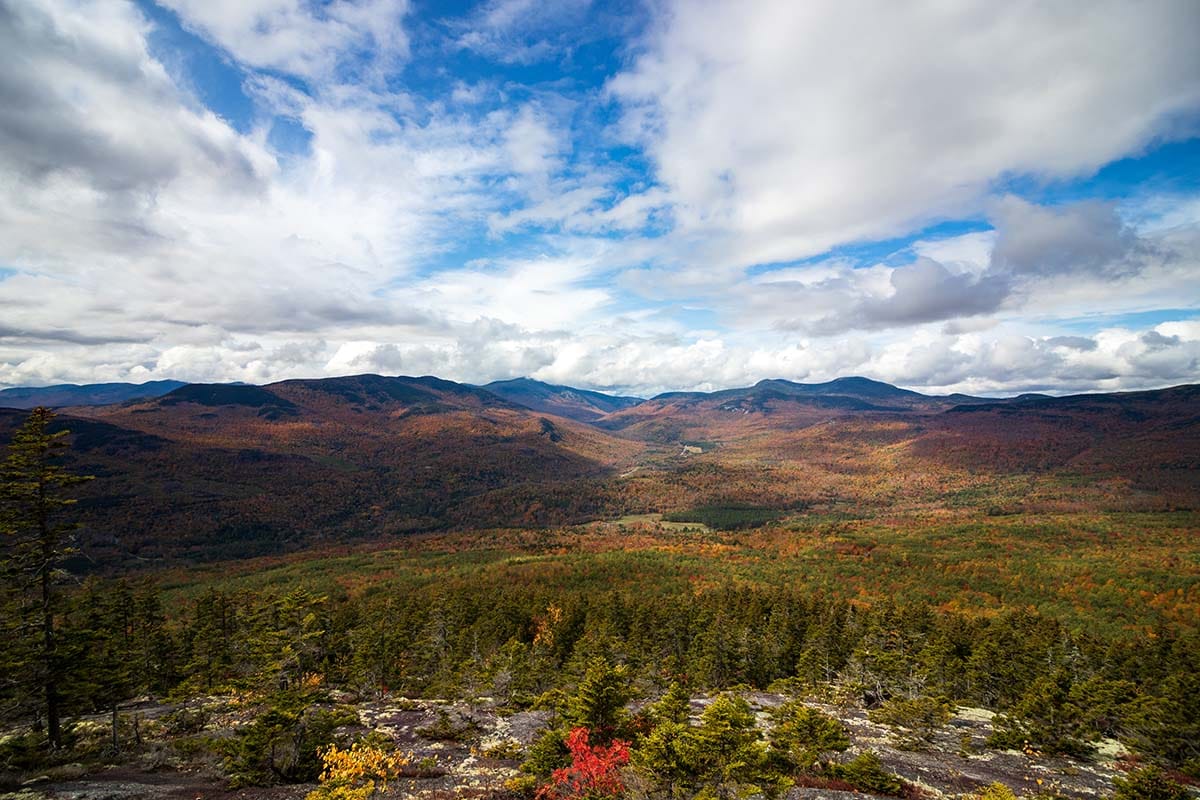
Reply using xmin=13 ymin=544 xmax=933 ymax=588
xmin=749 ymin=376 xmax=922 ymax=399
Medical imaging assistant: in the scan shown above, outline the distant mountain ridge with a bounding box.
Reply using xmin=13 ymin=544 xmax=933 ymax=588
xmin=596 ymin=375 xmax=987 ymax=440
xmin=481 ymin=377 xmax=642 ymax=422
xmin=4 ymin=373 xmax=1195 ymax=421
xmin=653 ymin=375 xmax=928 ymax=402
xmin=0 ymin=380 xmax=186 ymax=409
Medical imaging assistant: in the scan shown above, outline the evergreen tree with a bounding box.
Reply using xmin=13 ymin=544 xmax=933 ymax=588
xmin=564 ymin=657 xmax=632 ymax=742
xmin=684 ymin=694 xmax=774 ymax=799
xmin=181 ymin=588 xmax=241 ymax=691
xmin=767 ymin=699 xmax=849 ymax=772
xmin=632 ymin=719 xmax=693 ymax=798
xmin=649 ymin=682 xmax=692 ymax=726
xmin=827 ymin=751 xmax=904 ymax=796
xmin=350 ymin=604 xmax=409 ymax=699
xmin=795 ymin=601 xmax=853 ymax=686
xmin=72 ymin=580 xmax=136 ymax=752
xmin=987 ymin=670 xmax=1091 ymax=757
xmin=1122 ymin=670 xmax=1200 ymax=775
xmin=248 ymin=589 xmax=329 ymax=691
xmin=869 ymin=695 xmax=953 ymax=750
xmin=0 ymin=407 xmax=91 ymax=750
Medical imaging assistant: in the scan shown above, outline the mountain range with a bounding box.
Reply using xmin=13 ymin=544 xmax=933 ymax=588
xmin=0 ymin=380 xmax=186 ymax=409
xmin=0 ymin=373 xmax=1195 ymax=568
xmin=0 ymin=373 xmax=1076 ymax=416
xmin=480 ymin=377 xmax=642 ymax=422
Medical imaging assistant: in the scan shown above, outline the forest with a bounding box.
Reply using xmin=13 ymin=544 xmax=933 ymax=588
xmin=2 ymin=389 xmax=1199 ymax=800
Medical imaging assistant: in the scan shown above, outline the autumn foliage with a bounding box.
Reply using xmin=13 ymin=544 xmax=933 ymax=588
xmin=536 ymin=727 xmax=630 ymax=800
xmin=307 ymin=741 xmax=409 ymax=800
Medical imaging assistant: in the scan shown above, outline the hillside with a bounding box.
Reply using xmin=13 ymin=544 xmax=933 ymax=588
xmin=0 ymin=374 xmax=643 ymax=566
xmin=688 ymin=382 xmax=1200 ymax=507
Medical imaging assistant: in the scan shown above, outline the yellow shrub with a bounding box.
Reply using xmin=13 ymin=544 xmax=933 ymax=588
xmin=306 ymin=741 xmax=409 ymax=800
xmin=974 ymin=783 xmax=1020 ymax=800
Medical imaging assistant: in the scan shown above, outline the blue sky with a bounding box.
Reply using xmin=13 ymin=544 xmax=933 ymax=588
xmin=0 ymin=0 xmax=1198 ymax=395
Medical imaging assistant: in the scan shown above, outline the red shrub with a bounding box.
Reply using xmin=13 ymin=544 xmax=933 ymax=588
xmin=536 ymin=727 xmax=630 ymax=800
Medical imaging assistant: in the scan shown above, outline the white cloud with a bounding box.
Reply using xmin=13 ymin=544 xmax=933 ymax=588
xmin=0 ymin=0 xmax=268 ymax=194
xmin=503 ymin=105 xmax=565 ymax=180
xmin=630 ymin=196 xmax=1200 ymax=341
xmin=399 ymin=254 xmax=611 ymax=331
xmin=913 ymin=232 xmax=995 ymax=270
xmin=158 ymin=0 xmax=410 ymax=81
xmin=611 ymin=0 xmax=1200 ymax=268
xmin=0 ymin=0 xmax=563 ymax=354
xmin=810 ymin=258 xmax=1011 ymax=334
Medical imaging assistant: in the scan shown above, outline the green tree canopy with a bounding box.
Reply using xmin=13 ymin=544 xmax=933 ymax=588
xmin=1 ymin=407 xmax=91 ymax=750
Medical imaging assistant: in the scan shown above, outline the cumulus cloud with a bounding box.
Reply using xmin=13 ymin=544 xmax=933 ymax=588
xmin=690 ymin=195 xmax=1200 ymax=340
xmin=0 ymin=0 xmax=266 ymax=194
xmin=0 ymin=0 xmax=584 ymax=358
xmin=611 ymin=0 xmax=1200 ymax=267
xmin=989 ymin=197 xmax=1161 ymax=278
xmin=1045 ymin=336 xmax=1099 ymax=352
xmin=502 ymin=105 xmax=565 ymax=180
xmin=863 ymin=325 xmax=1200 ymax=395
xmin=723 ymin=256 xmax=1005 ymax=336
xmin=914 ymin=232 xmax=995 ymax=269
xmin=814 ymin=259 xmax=1010 ymax=334
xmin=400 ymin=255 xmax=612 ymax=331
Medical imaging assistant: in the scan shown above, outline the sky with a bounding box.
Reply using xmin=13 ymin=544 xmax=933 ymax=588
xmin=1 ymin=0 xmax=1199 ymax=397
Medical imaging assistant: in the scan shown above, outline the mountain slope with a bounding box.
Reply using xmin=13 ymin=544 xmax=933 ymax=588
xmin=0 ymin=380 xmax=186 ymax=409
xmin=923 ymin=383 xmax=1200 ymax=481
xmin=481 ymin=377 xmax=642 ymax=422
xmin=1 ymin=374 xmax=642 ymax=566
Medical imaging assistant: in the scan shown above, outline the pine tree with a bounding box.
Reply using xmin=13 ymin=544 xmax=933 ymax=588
xmin=868 ymin=695 xmax=953 ymax=750
xmin=649 ymin=682 xmax=692 ymax=726
xmin=248 ymin=588 xmax=329 ymax=691
xmin=564 ymin=657 xmax=632 ymax=742
xmin=767 ymin=699 xmax=849 ymax=772
xmin=181 ymin=588 xmax=241 ymax=691
xmin=632 ymin=719 xmax=693 ymax=797
xmin=73 ymin=579 xmax=136 ymax=753
xmin=684 ymin=694 xmax=774 ymax=799
xmin=1112 ymin=766 xmax=1191 ymax=800
xmin=987 ymin=669 xmax=1091 ymax=757
xmin=0 ymin=407 xmax=92 ymax=750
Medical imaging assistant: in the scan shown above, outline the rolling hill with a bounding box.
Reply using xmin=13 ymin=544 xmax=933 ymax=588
xmin=0 ymin=374 xmax=643 ymax=566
